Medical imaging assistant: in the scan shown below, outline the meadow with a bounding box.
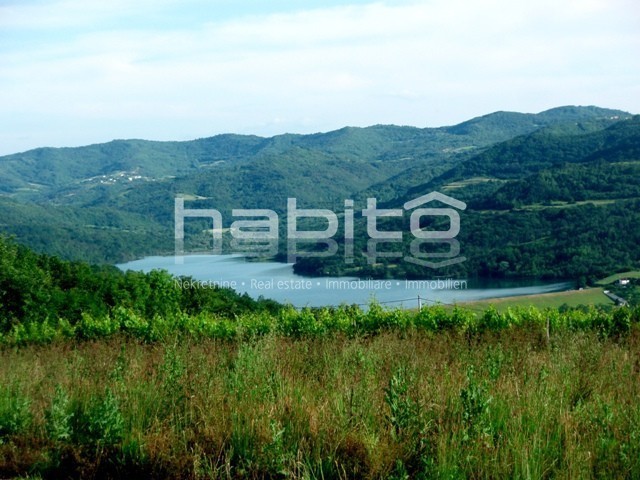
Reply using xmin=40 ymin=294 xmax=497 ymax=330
xmin=458 ymin=287 xmax=614 ymax=313
xmin=1 ymin=304 xmax=640 ymax=479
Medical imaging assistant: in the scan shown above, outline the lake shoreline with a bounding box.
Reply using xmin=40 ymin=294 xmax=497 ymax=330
xmin=118 ymin=254 xmax=573 ymax=308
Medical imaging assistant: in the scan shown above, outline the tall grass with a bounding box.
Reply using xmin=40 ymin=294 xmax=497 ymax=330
xmin=1 ymin=323 xmax=640 ymax=478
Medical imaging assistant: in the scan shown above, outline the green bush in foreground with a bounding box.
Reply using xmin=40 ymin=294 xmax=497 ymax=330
xmin=0 ymin=384 xmax=31 ymax=442
xmin=1 ymin=302 xmax=639 ymax=346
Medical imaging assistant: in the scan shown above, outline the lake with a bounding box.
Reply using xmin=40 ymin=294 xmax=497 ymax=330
xmin=117 ymin=255 xmax=572 ymax=308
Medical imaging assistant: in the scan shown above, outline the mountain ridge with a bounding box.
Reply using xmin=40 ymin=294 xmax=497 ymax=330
xmin=0 ymin=105 xmax=635 ymax=272
xmin=0 ymin=105 xmax=629 ymax=197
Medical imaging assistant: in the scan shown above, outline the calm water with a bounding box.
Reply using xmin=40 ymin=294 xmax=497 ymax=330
xmin=117 ymin=255 xmax=572 ymax=308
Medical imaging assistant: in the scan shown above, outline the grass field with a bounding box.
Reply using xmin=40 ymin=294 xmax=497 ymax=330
xmin=441 ymin=176 xmax=501 ymax=191
xmin=476 ymin=199 xmax=628 ymax=215
xmin=458 ymin=287 xmax=613 ymax=312
xmin=2 ymin=299 xmax=639 ymax=478
xmin=516 ymin=199 xmax=620 ymax=211
xmin=2 ymin=327 xmax=640 ymax=479
xmin=596 ymin=271 xmax=640 ymax=286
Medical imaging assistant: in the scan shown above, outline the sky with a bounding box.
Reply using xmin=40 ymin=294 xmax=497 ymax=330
xmin=0 ymin=0 xmax=638 ymax=155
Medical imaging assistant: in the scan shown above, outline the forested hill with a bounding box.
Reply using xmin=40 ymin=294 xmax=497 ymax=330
xmin=294 ymin=115 xmax=640 ymax=282
xmin=0 ymin=105 xmax=636 ymax=282
xmin=429 ymin=114 xmax=640 ymax=186
xmin=401 ymin=114 xmax=640 ymax=205
xmin=0 ymin=105 xmax=625 ymax=200
xmin=0 ymin=235 xmax=280 ymax=339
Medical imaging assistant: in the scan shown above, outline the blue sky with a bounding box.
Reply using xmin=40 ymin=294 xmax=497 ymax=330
xmin=0 ymin=0 xmax=638 ymax=155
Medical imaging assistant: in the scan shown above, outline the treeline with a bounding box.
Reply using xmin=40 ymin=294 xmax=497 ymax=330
xmin=3 ymin=298 xmax=639 ymax=347
xmin=0 ymin=235 xmax=280 ymax=338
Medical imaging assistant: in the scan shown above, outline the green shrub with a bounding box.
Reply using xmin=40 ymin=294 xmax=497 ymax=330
xmin=611 ymin=307 xmax=632 ymax=336
xmin=74 ymin=388 xmax=125 ymax=446
xmin=113 ymin=306 xmax=149 ymax=338
xmin=385 ymin=366 xmax=419 ymax=440
xmin=460 ymin=367 xmax=493 ymax=442
xmin=78 ymin=312 xmax=119 ymax=340
xmin=279 ymin=307 xmax=324 ymax=337
xmin=45 ymin=384 xmax=73 ymax=442
xmin=0 ymin=384 xmax=31 ymax=440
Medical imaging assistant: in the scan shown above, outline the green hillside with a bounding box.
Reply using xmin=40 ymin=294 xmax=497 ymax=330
xmin=295 ymin=116 xmax=640 ymax=282
xmin=0 ymin=235 xmax=280 ymax=335
xmin=0 ymin=135 xmax=266 ymax=197
xmin=0 ymin=106 xmax=636 ymax=278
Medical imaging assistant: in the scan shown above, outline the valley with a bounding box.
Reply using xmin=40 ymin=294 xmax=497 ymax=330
xmin=1 ymin=106 xmax=637 ymax=287
xmin=2 ymin=106 xmax=640 ymax=479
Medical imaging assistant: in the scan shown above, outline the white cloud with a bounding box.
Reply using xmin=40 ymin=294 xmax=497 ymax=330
xmin=0 ymin=0 xmax=638 ymax=154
